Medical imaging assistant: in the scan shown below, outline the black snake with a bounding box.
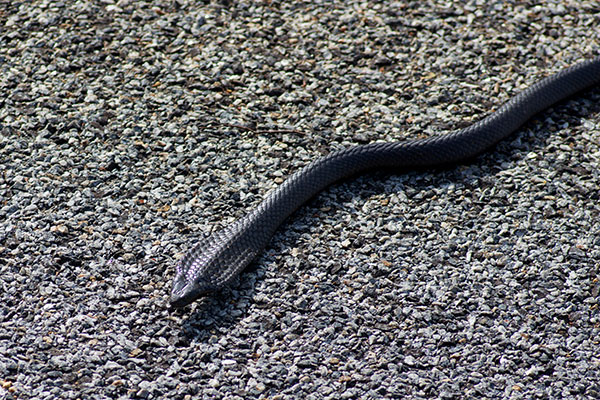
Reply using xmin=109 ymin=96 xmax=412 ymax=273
xmin=170 ymin=57 xmax=600 ymax=307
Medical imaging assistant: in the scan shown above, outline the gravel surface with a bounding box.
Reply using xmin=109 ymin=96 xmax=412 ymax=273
xmin=1 ymin=1 xmax=600 ymax=399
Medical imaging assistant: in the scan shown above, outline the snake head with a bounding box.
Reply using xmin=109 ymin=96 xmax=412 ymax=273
xmin=170 ymin=262 xmax=217 ymax=307
xmin=169 ymin=241 xmax=222 ymax=307
xmin=169 ymin=224 xmax=262 ymax=307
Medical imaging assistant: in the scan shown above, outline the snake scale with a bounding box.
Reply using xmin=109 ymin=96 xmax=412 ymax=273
xmin=170 ymin=57 xmax=600 ymax=307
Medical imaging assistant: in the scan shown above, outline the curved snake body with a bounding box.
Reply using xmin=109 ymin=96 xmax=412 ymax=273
xmin=171 ymin=57 xmax=600 ymax=307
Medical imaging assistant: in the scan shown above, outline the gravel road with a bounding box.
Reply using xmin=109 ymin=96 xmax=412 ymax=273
xmin=1 ymin=1 xmax=599 ymax=399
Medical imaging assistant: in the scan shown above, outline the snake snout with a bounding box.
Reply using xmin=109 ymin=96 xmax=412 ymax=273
xmin=169 ymin=270 xmax=217 ymax=307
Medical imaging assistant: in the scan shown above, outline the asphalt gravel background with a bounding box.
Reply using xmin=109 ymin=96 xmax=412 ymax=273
xmin=1 ymin=1 xmax=600 ymax=399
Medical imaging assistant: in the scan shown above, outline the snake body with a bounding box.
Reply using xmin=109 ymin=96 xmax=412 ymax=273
xmin=170 ymin=57 xmax=600 ymax=307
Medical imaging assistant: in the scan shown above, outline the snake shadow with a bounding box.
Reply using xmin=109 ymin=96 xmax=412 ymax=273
xmin=174 ymin=86 xmax=600 ymax=341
